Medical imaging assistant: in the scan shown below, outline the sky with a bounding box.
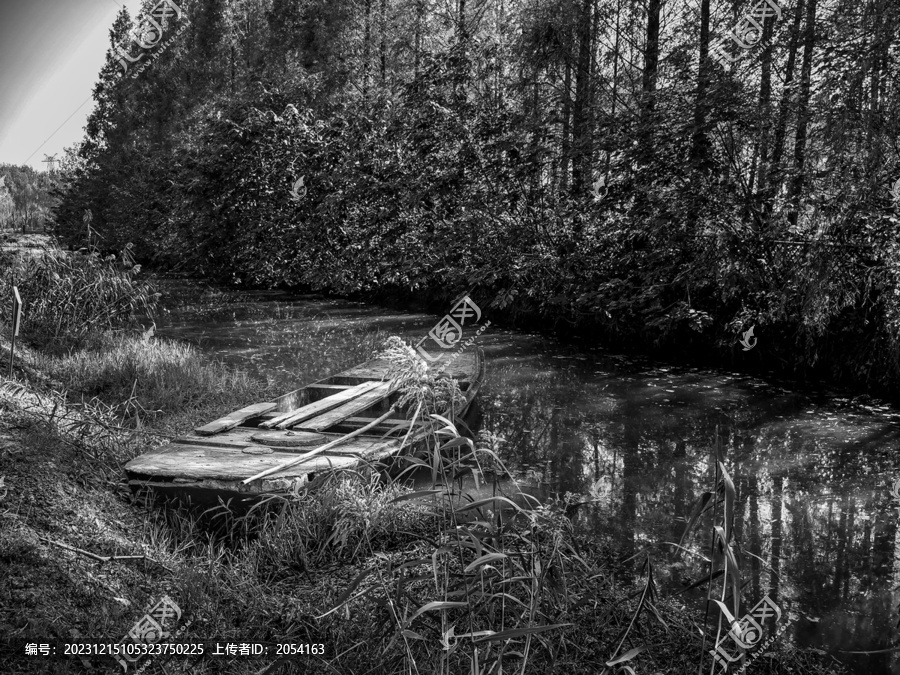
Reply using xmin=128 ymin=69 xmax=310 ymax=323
xmin=0 ymin=0 xmax=144 ymax=171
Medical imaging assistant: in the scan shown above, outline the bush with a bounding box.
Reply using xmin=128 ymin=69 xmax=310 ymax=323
xmin=0 ymin=246 xmax=157 ymax=353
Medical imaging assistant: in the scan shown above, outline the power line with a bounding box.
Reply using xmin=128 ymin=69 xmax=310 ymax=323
xmin=20 ymin=0 xmax=132 ymax=166
xmin=21 ymin=95 xmax=94 ymax=166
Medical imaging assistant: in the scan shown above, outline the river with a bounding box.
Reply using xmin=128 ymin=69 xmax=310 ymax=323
xmin=154 ymin=282 xmax=900 ymax=674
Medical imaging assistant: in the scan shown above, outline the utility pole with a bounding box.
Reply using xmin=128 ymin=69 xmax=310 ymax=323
xmin=8 ymin=287 xmax=22 ymax=378
xmin=42 ymin=154 xmax=59 ymax=173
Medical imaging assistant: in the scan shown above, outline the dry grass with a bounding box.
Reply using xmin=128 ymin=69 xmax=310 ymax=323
xmin=34 ymin=333 xmax=274 ymax=435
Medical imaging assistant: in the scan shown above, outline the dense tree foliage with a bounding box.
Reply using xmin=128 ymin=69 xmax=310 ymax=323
xmin=0 ymin=165 xmax=57 ymax=231
xmin=54 ymin=0 xmax=900 ymax=392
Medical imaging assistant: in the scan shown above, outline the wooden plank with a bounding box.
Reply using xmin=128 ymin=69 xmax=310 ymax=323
xmin=176 ymin=427 xmax=263 ymax=449
xmin=193 ymin=402 xmax=278 ymax=436
xmin=293 ymin=382 xmax=392 ymax=431
xmin=323 ymin=438 xmax=401 ymax=458
xmin=126 ymin=444 xmax=359 ymax=480
xmin=344 ymin=416 xmax=412 ymax=427
xmin=263 ymin=380 xmax=384 ymax=429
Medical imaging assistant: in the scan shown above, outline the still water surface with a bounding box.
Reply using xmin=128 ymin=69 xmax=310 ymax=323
xmin=155 ymin=284 xmax=900 ymax=674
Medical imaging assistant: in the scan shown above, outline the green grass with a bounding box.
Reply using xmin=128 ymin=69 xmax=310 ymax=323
xmin=35 ymin=333 xmax=275 ymax=435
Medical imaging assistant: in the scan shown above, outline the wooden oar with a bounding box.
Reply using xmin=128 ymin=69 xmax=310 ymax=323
xmin=241 ymin=404 xmax=400 ymax=484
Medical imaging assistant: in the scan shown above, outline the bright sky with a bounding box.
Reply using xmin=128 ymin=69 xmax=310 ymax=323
xmin=0 ymin=0 xmax=144 ymax=171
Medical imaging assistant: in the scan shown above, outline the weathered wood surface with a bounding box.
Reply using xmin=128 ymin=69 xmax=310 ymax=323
xmin=125 ymin=348 xmax=484 ymax=500
xmin=126 ymin=437 xmax=399 ymax=481
xmin=250 ymin=430 xmax=326 ymax=447
xmin=294 ymin=382 xmax=392 ymax=431
xmin=193 ymin=402 xmax=278 ymax=436
xmin=176 ymin=427 xmax=269 ymax=449
xmin=262 ymin=380 xmax=383 ymax=429
xmin=344 ymin=416 xmax=413 ymax=427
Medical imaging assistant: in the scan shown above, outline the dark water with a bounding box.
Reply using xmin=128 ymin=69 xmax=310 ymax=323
xmin=155 ymin=284 xmax=900 ymax=674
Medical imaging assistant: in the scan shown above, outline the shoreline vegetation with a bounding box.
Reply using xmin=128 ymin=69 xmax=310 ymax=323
xmin=4 ymin=0 xmax=895 ymax=667
xmin=0 ymin=234 xmax=848 ymax=674
xmin=34 ymin=0 xmax=899 ymax=404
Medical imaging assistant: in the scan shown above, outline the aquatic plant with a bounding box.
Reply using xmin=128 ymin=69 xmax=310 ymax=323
xmin=379 ymin=335 xmax=466 ymax=415
xmin=678 ymin=427 xmax=766 ymax=675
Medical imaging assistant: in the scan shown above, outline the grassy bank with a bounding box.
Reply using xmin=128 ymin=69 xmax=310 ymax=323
xmin=0 ymin=236 xmax=850 ymax=675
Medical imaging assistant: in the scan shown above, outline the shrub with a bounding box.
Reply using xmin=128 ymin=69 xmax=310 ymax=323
xmin=0 ymin=246 xmax=158 ymax=352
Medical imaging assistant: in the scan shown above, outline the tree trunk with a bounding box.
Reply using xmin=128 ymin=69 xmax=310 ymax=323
xmin=763 ymin=0 xmax=804 ymax=215
xmin=363 ymin=0 xmax=372 ymax=98
xmin=865 ymin=0 xmax=893 ymax=169
xmin=749 ymin=11 xmax=776 ymax=197
xmin=570 ymin=0 xmax=593 ymax=196
xmin=496 ymin=0 xmax=505 ymax=108
xmin=690 ymin=0 xmax=712 ymax=167
xmin=230 ymin=44 xmax=235 ymax=93
xmin=606 ymin=0 xmax=621 ymax=179
xmin=787 ymin=0 xmax=817 ymax=225
xmin=459 ymin=0 xmax=467 ymax=44
xmin=380 ymin=0 xmax=387 ymax=86
xmin=641 ymin=0 xmax=662 ymax=125
xmin=560 ymin=58 xmax=572 ymax=194
xmin=414 ymin=0 xmax=424 ymax=79
xmin=455 ymin=0 xmax=468 ymax=104
xmin=531 ymin=71 xmax=541 ymax=195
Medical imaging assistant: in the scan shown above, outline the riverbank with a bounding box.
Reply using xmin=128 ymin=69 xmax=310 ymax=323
xmin=0 ymin=234 xmax=851 ymax=674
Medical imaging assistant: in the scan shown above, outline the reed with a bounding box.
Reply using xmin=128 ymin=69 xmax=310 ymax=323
xmin=0 ymin=246 xmax=158 ymax=352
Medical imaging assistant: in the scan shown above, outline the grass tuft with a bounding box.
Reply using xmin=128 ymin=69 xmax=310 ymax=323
xmin=0 ymin=245 xmax=157 ymax=353
xmin=35 ymin=333 xmax=272 ymax=433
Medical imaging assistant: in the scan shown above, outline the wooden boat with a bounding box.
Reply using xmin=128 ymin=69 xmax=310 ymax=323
xmin=125 ymin=348 xmax=485 ymax=504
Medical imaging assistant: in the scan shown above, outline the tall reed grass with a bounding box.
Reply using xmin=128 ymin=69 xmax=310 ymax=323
xmin=0 ymin=246 xmax=158 ymax=352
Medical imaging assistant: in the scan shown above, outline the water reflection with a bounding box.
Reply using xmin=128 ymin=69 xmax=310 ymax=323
xmin=155 ymin=284 xmax=900 ymax=673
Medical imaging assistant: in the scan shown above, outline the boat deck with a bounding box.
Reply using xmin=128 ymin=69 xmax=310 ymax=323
xmin=124 ymin=350 xmax=484 ymax=503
